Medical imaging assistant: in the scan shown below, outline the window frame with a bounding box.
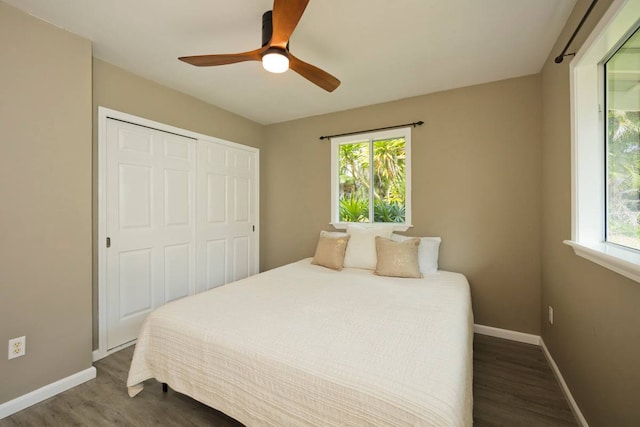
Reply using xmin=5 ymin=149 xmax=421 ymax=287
xmin=330 ymin=127 xmax=412 ymax=231
xmin=566 ymin=0 xmax=640 ymax=283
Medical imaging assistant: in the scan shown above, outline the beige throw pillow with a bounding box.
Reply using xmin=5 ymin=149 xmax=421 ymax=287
xmin=374 ymin=236 xmax=422 ymax=278
xmin=312 ymin=233 xmax=351 ymax=270
xmin=390 ymin=234 xmax=441 ymax=274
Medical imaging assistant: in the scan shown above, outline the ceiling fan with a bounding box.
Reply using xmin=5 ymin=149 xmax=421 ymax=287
xmin=178 ymin=0 xmax=340 ymax=92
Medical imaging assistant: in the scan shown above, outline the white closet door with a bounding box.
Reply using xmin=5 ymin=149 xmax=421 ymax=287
xmin=197 ymin=140 xmax=258 ymax=293
xmin=106 ymin=119 xmax=196 ymax=350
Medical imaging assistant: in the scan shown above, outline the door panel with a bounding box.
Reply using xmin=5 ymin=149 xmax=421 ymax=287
xmin=119 ymin=164 xmax=153 ymax=229
xmin=164 ymin=136 xmax=190 ymax=159
xmin=233 ymin=236 xmax=250 ymax=281
xmin=118 ymin=249 xmax=153 ymax=318
xmin=205 ymin=239 xmax=226 ymax=290
xmin=164 ymin=243 xmax=191 ymax=302
xmin=197 ymin=141 xmax=257 ymax=293
xmin=234 ymin=177 xmax=250 ymax=222
xmin=118 ymin=127 xmax=152 ymax=153
xmin=106 ymin=119 xmax=196 ymax=350
xmin=207 ymin=174 xmax=227 ymax=223
xmin=164 ymin=169 xmax=190 ymax=226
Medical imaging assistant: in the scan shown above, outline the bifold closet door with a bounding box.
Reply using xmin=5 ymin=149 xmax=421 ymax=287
xmin=197 ymin=140 xmax=258 ymax=293
xmin=105 ymin=119 xmax=196 ymax=350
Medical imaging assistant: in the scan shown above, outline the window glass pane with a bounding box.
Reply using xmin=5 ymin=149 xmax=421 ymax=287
xmin=338 ymin=141 xmax=370 ymax=222
xmin=373 ymin=138 xmax=406 ymax=223
xmin=606 ymin=27 xmax=640 ymax=250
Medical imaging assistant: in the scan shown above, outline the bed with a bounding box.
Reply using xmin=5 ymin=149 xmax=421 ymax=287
xmin=127 ymin=258 xmax=474 ymax=426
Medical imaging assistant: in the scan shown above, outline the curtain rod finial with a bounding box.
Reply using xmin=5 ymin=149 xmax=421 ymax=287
xmin=554 ymin=53 xmax=575 ymax=64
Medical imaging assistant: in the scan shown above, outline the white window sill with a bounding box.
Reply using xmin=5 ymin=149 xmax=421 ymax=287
xmin=564 ymin=240 xmax=640 ymax=283
xmin=331 ymin=222 xmax=412 ymax=232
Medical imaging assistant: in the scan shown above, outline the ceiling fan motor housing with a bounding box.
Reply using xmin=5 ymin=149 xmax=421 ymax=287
xmin=262 ymin=11 xmax=273 ymax=47
xmin=262 ymin=10 xmax=289 ymax=54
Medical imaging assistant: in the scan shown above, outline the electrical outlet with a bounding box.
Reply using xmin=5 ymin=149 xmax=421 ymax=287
xmin=548 ymin=306 xmax=554 ymax=325
xmin=8 ymin=336 xmax=26 ymax=360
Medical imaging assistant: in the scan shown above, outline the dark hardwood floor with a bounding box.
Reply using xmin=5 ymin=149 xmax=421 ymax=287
xmin=1 ymin=334 xmax=577 ymax=426
xmin=473 ymin=334 xmax=576 ymax=426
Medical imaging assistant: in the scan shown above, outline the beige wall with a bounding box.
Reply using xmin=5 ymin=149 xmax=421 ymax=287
xmin=91 ymin=59 xmax=264 ymax=348
xmin=263 ymin=75 xmax=542 ymax=334
xmin=540 ymin=0 xmax=640 ymax=425
xmin=0 ymin=2 xmax=93 ymax=403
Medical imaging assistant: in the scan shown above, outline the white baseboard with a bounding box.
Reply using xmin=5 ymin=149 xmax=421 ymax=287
xmin=0 ymin=366 xmax=96 ymax=419
xmin=474 ymin=324 xmax=541 ymax=345
xmin=540 ymin=339 xmax=589 ymax=427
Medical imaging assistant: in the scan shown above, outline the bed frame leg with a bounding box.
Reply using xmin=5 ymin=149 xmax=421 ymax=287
xmin=162 ymin=383 xmax=168 ymax=393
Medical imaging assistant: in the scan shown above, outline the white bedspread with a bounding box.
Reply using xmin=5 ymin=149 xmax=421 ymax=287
xmin=127 ymin=258 xmax=474 ymax=426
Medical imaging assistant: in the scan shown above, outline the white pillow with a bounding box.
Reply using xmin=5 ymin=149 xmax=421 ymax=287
xmin=390 ymin=233 xmax=441 ymax=274
xmin=343 ymin=224 xmax=394 ymax=269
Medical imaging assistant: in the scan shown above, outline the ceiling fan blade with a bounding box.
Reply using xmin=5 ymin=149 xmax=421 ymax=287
xmin=179 ymin=47 xmax=265 ymax=67
xmin=270 ymin=0 xmax=310 ymax=49
xmin=289 ymin=54 xmax=340 ymax=92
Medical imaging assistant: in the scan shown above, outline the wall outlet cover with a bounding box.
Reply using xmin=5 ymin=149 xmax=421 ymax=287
xmin=8 ymin=336 xmax=26 ymax=359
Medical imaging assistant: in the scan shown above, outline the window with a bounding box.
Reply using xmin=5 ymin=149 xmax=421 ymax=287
xmin=605 ymin=27 xmax=640 ymax=250
xmin=331 ymin=127 xmax=411 ymax=230
xmin=567 ymin=0 xmax=640 ymax=282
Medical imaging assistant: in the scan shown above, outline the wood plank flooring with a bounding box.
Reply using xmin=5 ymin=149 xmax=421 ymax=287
xmin=473 ymin=334 xmax=576 ymax=426
xmin=1 ymin=334 xmax=577 ymax=426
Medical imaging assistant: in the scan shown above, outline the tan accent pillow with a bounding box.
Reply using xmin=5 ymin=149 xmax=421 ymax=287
xmin=390 ymin=234 xmax=441 ymax=274
xmin=312 ymin=234 xmax=351 ymax=270
xmin=374 ymin=236 xmax=422 ymax=278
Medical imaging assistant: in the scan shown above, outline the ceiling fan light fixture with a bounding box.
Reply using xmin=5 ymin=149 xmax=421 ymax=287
xmin=262 ymin=50 xmax=289 ymax=73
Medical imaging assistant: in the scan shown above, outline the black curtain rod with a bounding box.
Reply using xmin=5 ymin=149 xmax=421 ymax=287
xmin=555 ymin=0 xmax=598 ymax=64
xmin=319 ymin=121 xmax=424 ymax=140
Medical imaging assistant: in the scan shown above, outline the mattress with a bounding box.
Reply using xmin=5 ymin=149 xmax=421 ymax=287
xmin=127 ymin=258 xmax=474 ymax=426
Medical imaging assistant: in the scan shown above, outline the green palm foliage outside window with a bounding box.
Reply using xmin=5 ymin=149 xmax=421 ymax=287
xmin=607 ymin=110 xmax=640 ymax=249
xmin=338 ymin=138 xmax=406 ymax=223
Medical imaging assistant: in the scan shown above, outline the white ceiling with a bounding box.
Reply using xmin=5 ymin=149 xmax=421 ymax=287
xmin=5 ymin=0 xmax=576 ymax=125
